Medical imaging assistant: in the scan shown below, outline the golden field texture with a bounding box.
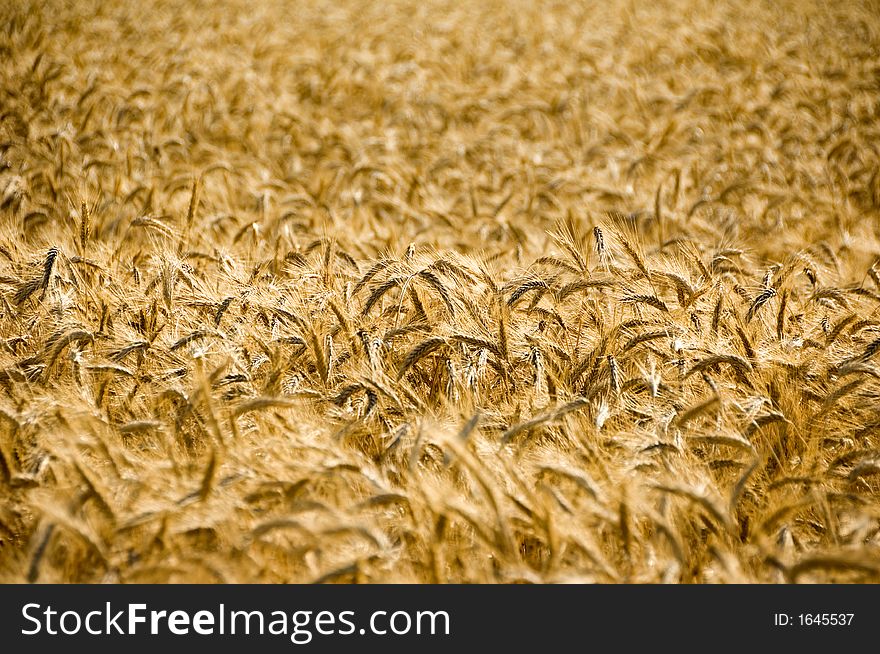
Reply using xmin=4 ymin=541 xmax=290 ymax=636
xmin=1 ymin=0 xmax=880 ymax=583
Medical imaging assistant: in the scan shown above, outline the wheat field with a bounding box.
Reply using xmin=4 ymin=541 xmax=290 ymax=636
xmin=1 ymin=0 xmax=879 ymax=583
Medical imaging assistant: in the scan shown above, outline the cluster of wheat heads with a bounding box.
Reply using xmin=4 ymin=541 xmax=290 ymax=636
xmin=1 ymin=0 xmax=880 ymax=583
